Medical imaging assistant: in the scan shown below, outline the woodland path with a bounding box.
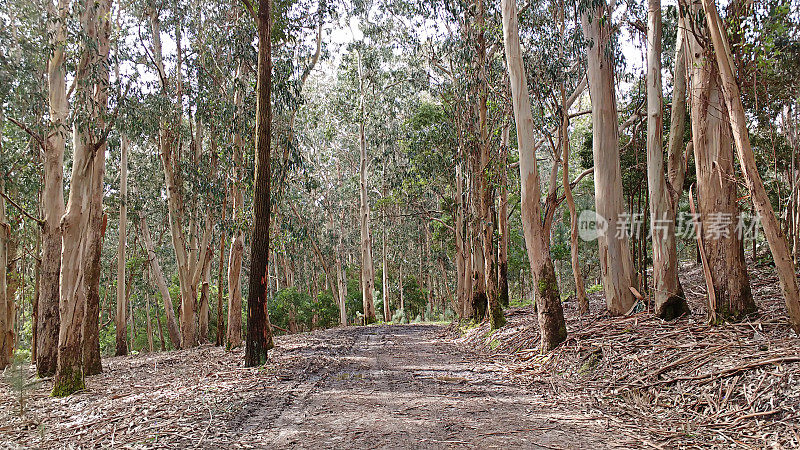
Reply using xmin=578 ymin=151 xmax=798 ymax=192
xmin=1 ymin=324 xmax=618 ymax=449
xmin=229 ymin=324 xmax=608 ymax=449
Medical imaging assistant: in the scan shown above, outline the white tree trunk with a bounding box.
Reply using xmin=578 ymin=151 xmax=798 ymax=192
xmin=115 ymin=136 xmax=129 ymax=355
xmin=226 ymin=63 xmax=245 ymax=348
xmin=501 ymin=0 xmax=567 ymax=350
xmin=357 ymin=52 xmax=377 ymax=323
xmin=38 ymin=0 xmax=69 ymax=378
xmin=53 ymin=0 xmax=111 ymax=396
xmin=646 ymin=0 xmax=687 ymax=318
xmin=580 ymin=0 xmax=636 ymax=315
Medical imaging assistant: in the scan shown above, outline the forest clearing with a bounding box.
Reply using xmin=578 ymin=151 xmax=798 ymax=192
xmin=2 ymin=0 xmax=800 ymax=447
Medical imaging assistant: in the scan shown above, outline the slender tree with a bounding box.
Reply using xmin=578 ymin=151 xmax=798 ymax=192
xmin=37 ymin=0 xmax=70 ymax=378
xmin=700 ymin=0 xmax=800 ymax=331
xmin=244 ymin=0 xmax=275 ymax=367
xmin=116 ymin=135 xmax=129 ymax=356
xmin=501 ymin=0 xmax=567 ymax=351
xmin=646 ymin=0 xmax=689 ymax=318
xmin=580 ymin=0 xmax=636 ymax=315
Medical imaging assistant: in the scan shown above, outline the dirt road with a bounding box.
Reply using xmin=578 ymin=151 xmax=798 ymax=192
xmin=229 ymin=324 xmax=607 ymax=449
xmin=1 ymin=324 xmax=615 ymax=449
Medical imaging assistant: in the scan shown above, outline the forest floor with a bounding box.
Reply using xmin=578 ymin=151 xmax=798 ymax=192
xmin=455 ymin=260 xmax=800 ymax=449
xmin=1 ymin=263 xmax=799 ymax=449
xmin=0 ymin=325 xmax=619 ymax=449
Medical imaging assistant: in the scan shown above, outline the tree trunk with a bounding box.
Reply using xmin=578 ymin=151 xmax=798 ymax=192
xmin=53 ymin=0 xmax=111 ymax=396
xmin=198 ymin=248 xmax=212 ymax=345
xmin=560 ymin=97 xmax=588 ymax=314
xmin=357 ymin=52 xmax=377 ymax=324
xmin=502 ymin=0 xmax=567 ymax=350
xmin=145 ymin=291 xmax=154 ymax=353
xmin=382 ymin=163 xmax=390 ymax=322
xmin=245 ymin=0 xmax=275 ymax=367
xmin=455 ymin=162 xmax=467 ymax=318
xmin=700 ymin=0 xmax=800 ymax=331
xmin=336 ymin=164 xmax=347 ymax=326
xmin=81 ymin=190 xmax=104 ymax=376
xmin=398 ymin=257 xmax=405 ymax=313
xmin=226 ymin=62 xmax=245 ymax=348
xmin=470 ymin=175 xmax=487 ymax=320
xmin=140 ymin=213 xmax=181 ymax=349
xmin=38 ymin=0 xmax=69 ymax=378
xmin=0 ymin=179 xmax=11 ymax=369
xmin=32 ymin=230 xmax=40 ymax=364
xmin=498 ymin=124 xmax=510 ymax=309
xmin=154 ymin=290 xmax=166 ymax=351
xmin=115 ymin=136 xmax=129 ymax=356
xmin=646 ymin=0 xmax=688 ymax=319
xmin=216 ymin=194 xmax=227 ymax=347
xmin=580 ymin=0 xmax=636 ymax=315
xmin=686 ymin=1 xmax=754 ymax=321
xmin=665 ymin=12 xmax=690 ymax=302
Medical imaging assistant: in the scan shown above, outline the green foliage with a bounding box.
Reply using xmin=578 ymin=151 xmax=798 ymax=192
xmin=400 ymin=275 xmax=427 ymax=320
xmin=4 ymin=352 xmax=30 ymax=417
xmin=269 ymin=287 xmax=339 ymax=333
xmin=391 ymin=309 xmax=408 ymax=324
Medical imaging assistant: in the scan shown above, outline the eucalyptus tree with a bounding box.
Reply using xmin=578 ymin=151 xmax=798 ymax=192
xmin=501 ymin=0 xmax=566 ymax=350
xmin=53 ymin=0 xmax=113 ymax=397
xmin=579 ymin=0 xmax=635 ymax=315
xmin=645 ymin=0 xmax=689 ymax=319
xmin=38 ymin=0 xmax=70 ymax=377
xmin=243 ymin=0 xmax=275 ymax=367
xmin=684 ymin=0 xmax=754 ymax=320
xmin=699 ymin=0 xmax=800 ymax=331
xmin=0 ymin=119 xmax=9 ymax=368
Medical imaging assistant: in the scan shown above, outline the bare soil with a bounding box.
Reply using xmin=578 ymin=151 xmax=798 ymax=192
xmin=2 ymin=324 xmax=621 ymax=449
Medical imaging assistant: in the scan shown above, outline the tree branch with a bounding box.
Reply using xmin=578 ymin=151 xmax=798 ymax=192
xmin=7 ymin=117 xmax=46 ymax=151
xmin=0 ymin=190 xmax=44 ymax=226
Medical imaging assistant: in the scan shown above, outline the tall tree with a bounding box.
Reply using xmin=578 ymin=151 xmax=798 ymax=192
xmin=226 ymin=62 xmax=246 ymax=348
xmin=53 ymin=0 xmax=112 ymax=396
xmin=356 ymin=50 xmax=377 ymax=324
xmin=244 ymin=0 xmax=275 ymax=367
xmin=0 ymin=137 xmax=11 ymax=369
xmin=646 ymin=0 xmax=689 ymax=318
xmin=116 ymin=134 xmax=128 ymax=356
xmin=501 ymin=0 xmax=567 ymax=351
xmin=685 ymin=0 xmax=754 ymax=321
xmin=580 ymin=0 xmax=636 ymax=315
xmin=700 ymin=0 xmax=800 ymax=331
xmin=37 ymin=0 xmax=70 ymax=378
